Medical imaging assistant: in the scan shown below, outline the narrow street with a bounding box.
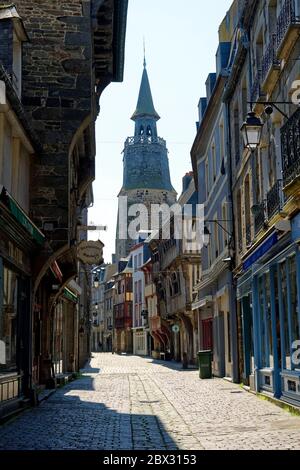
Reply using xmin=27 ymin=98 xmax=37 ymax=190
xmin=0 ymin=354 xmax=300 ymax=451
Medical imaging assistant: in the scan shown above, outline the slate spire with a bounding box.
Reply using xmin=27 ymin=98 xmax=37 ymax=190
xmin=131 ymin=60 xmax=160 ymax=121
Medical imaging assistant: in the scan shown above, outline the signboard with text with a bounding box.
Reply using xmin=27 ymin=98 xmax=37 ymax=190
xmin=77 ymin=240 xmax=104 ymax=265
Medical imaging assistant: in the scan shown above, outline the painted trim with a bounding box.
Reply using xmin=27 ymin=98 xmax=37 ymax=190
xmin=285 ymin=258 xmax=294 ymax=369
xmin=270 ymin=266 xmax=281 ymax=398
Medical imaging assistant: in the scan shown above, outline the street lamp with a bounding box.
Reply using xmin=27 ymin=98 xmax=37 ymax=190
xmin=203 ymin=220 xmax=232 ymax=247
xmin=241 ymin=101 xmax=291 ymax=150
xmin=93 ymin=276 xmax=99 ymax=288
xmin=241 ymin=111 xmax=263 ymax=150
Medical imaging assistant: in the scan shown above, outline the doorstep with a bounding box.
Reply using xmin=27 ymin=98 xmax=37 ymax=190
xmin=241 ymin=386 xmax=300 ymax=415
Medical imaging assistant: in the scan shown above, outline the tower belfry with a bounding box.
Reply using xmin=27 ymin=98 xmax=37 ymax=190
xmin=116 ymin=59 xmax=177 ymax=261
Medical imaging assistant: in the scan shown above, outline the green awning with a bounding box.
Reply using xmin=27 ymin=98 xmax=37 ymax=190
xmin=63 ymin=287 xmax=78 ymax=303
xmin=1 ymin=187 xmax=45 ymax=246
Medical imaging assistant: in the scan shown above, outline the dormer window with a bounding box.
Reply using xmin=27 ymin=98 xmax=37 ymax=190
xmin=0 ymin=5 xmax=28 ymax=98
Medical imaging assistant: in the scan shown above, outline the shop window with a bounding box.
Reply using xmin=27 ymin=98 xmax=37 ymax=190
xmin=1 ymin=266 xmax=18 ymax=371
xmin=265 ymin=272 xmax=274 ymax=368
xmin=227 ymin=313 xmax=231 ymax=363
xmin=273 ymin=268 xmax=282 ymax=368
xmin=280 ymin=261 xmax=291 ymax=370
xmin=258 ymin=275 xmax=269 ymax=368
xmin=258 ymin=273 xmax=274 ymax=368
xmin=289 ymin=255 xmax=300 ymax=370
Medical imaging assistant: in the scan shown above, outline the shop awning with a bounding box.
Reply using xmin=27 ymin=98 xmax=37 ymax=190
xmin=0 ymin=186 xmax=45 ymax=245
xmin=192 ymin=295 xmax=213 ymax=310
xmin=63 ymin=287 xmax=78 ymax=303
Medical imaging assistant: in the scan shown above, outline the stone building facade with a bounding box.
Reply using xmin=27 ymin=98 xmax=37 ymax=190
xmin=0 ymin=0 xmax=128 ymax=418
xmin=148 ymin=174 xmax=201 ymax=366
xmin=227 ymin=0 xmax=300 ymax=405
xmin=191 ymin=4 xmax=238 ymax=381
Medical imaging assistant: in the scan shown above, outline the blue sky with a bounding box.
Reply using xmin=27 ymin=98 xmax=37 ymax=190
xmin=88 ymin=0 xmax=233 ymax=261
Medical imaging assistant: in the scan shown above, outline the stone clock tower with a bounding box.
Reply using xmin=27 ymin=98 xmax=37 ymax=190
xmin=116 ymin=60 xmax=177 ymax=261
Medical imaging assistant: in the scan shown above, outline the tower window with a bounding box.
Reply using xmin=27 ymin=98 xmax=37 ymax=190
xmin=139 ymin=126 xmax=144 ymax=135
xmin=146 ymin=126 xmax=152 ymax=136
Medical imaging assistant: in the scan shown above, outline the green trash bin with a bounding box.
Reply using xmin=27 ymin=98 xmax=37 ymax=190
xmin=197 ymin=350 xmax=212 ymax=379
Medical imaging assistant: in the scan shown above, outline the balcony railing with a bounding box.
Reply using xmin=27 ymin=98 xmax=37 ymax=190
xmin=267 ymin=180 xmax=284 ymax=219
xmin=261 ymin=34 xmax=281 ymax=84
xmin=253 ymin=202 xmax=266 ymax=234
xmin=276 ymin=0 xmax=300 ymax=51
xmin=281 ymin=108 xmax=300 ymax=187
xmin=124 ymin=135 xmax=166 ymax=148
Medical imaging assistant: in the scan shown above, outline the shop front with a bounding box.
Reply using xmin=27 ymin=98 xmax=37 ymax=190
xmin=239 ymin=226 xmax=300 ymax=405
xmin=0 ymin=188 xmax=45 ymax=416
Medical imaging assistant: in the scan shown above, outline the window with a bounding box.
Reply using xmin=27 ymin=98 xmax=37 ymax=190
xmin=244 ymin=175 xmax=252 ymax=246
xmin=205 ymin=160 xmax=209 ymax=197
xmin=134 ymin=282 xmax=138 ymax=303
xmin=171 ymin=272 xmax=180 ymax=296
xmin=234 ymin=105 xmax=240 ymax=164
xmin=1 ymin=266 xmax=18 ymax=370
xmin=258 ymin=276 xmax=267 ymax=368
xmin=222 ymin=203 xmax=227 ymax=249
xmin=212 ymin=142 xmax=216 ymax=182
xmin=289 ymin=256 xmax=300 ymax=370
xmin=280 ymin=261 xmax=291 ymax=370
xmin=236 ymin=190 xmax=242 ymax=252
xmin=214 ymin=215 xmax=219 ymax=259
xmin=227 ymin=313 xmax=231 ymax=363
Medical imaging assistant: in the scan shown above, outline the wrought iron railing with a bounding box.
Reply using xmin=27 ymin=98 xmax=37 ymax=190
xmin=281 ymin=108 xmax=300 ymax=187
xmin=261 ymin=34 xmax=281 ymax=83
xmin=267 ymin=180 xmax=284 ymax=219
xmin=276 ymin=0 xmax=300 ymax=51
xmin=253 ymin=202 xmax=266 ymax=234
xmin=125 ymin=136 xmax=166 ymax=148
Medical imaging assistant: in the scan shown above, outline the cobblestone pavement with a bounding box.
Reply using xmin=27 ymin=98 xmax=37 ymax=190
xmin=1 ymin=353 xmax=300 ymax=450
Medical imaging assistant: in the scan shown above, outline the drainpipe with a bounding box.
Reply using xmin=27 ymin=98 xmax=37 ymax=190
xmin=225 ymin=99 xmax=239 ymax=384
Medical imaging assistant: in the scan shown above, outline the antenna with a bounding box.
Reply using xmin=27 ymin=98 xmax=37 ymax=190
xmin=143 ymin=37 xmax=146 ymax=68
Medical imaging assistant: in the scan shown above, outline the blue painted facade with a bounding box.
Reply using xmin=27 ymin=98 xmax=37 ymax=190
xmin=225 ymin=1 xmax=300 ymax=406
xmin=238 ymin=223 xmax=300 ymax=405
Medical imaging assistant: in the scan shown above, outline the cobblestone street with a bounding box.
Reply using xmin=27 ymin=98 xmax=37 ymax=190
xmin=1 ymin=353 xmax=300 ymax=450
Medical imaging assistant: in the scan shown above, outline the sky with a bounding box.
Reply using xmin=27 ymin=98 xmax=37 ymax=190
xmin=88 ymin=0 xmax=233 ymax=262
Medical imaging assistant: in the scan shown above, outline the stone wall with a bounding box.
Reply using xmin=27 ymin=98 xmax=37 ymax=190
xmin=14 ymin=0 xmax=96 ymax=245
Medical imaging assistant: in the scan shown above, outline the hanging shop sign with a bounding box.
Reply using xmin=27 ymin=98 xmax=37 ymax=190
xmin=172 ymin=325 xmax=180 ymax=334
xmin=77 ymin=240 xmax=104 ymax=265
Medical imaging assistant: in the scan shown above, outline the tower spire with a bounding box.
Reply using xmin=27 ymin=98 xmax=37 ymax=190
xmin=131 ymin=56 xmax=160 ymax=122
